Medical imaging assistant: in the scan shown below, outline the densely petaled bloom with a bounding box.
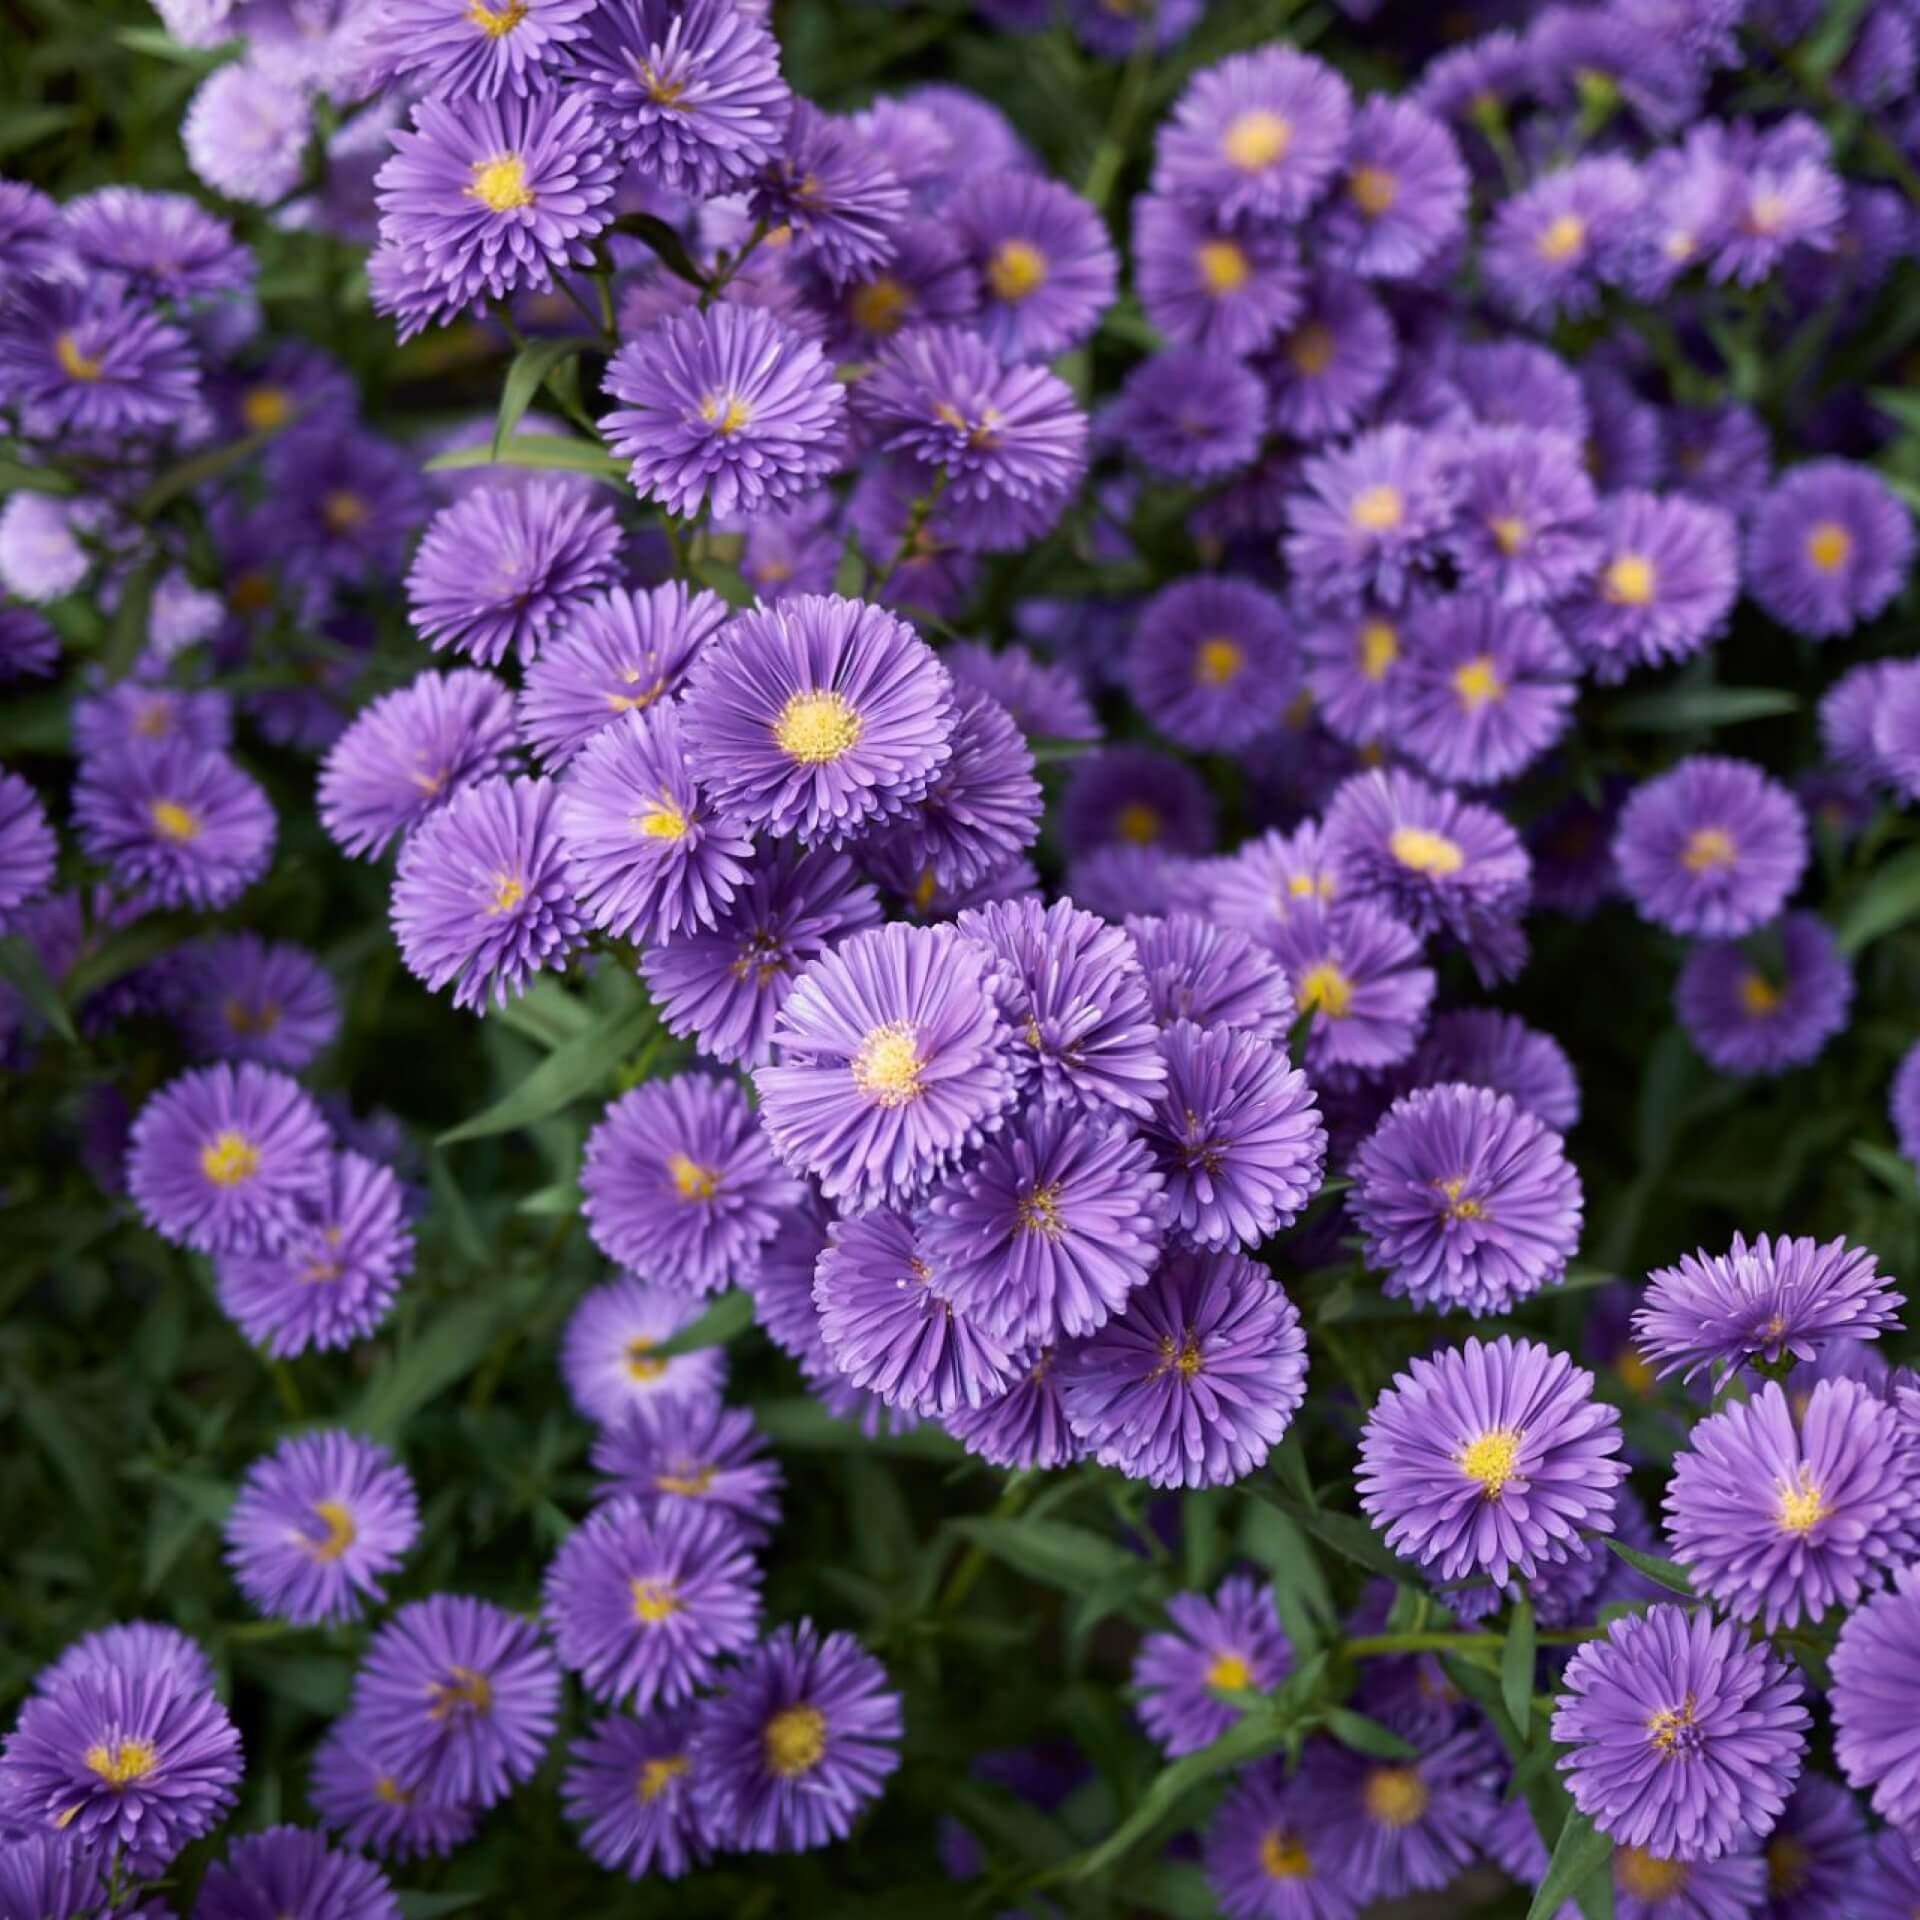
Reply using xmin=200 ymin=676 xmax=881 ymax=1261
xmin=1855 ymin=1824 xmax=1920 ymax=1920
xmin=35 ymin=1622 xmax=216 ymax=1700
xmin=74 ymin=740 xmax=275 ymax=911
xmin=560 ymin=1275 xmax=728 ymax=1429
xmin=1357 ymin=1336 xmax=1623 ymax=1584
xmin=1749 ymin=1774 xmax=1867 ymax=1920
xmin=944 ymin=1348 xmax=1084 ymax=1470
xmin=1125 ymin=577 xmax=1297 ymax=754
xmin=1665 ymin=402 xmax=1773 ymax=518
xmin=1107 ymin=350 xmax=1267 ymax=484
xmin=680 ymin=593 xmax=953 ymax=847
xmin=1676 ymin=910 xmax=1853 ymax=1077
xmin=1553 ymin=1605 xmax=1809 ymax=1862
xmin=518 ymin=582 xmax=728 ymax=769
xmin=0 ymin=602 xmax=58 ymax=682
xmin=1613 ymin=758 xmax=1808 ymax=940
xmin=1831 ymin=1580 xmax=1920 ymax=1830
xmin=318 ymin=669 xmax=518 ymax=860
xmin=1203 ymin=1763 xmax=1358 ymax=1920
xmin=310 ymin=1714 xmax=479 ymax=1861
xmin=0 ymin=493 xmax=106 ymax=605
xmin=1257 ymin=271 xmax=1397 ymax=444
xmin=756 ymin=921 xmax=1013 ymax=1210
xmin=562 ymin=1709 xmax=708 ymax=1880
xmin=1301 ymin=601 xmax=1412 ymax=748
xmin=0 ymin=178 xmax=61 ymax=280
xmin=172 ymin=934 xmax=340 ymax=1072
xmin=1126 ymin=912 xmax=1293 ymax=1041
xmin=568 ymin=0 xmax=787 ymax=194
xmin=800 ymin=225 xmax=979 ymax=360
xmin=391 ymin=775 xmax=585 ymax=1012
xmin=1058 ymin=745 xmax=1216 ymax=858
xmin=0 ymin=1666 xmax=241 ymax=1869
xmin=1131 ymin=192 xmax=1303 ymax=356
xmin=0 ymin=1834 xmax=107 ymax=1920
xmin=214 ymin=1149 xmax=413 ymax=1357
xmin=373 ymin=92 xmax=617 ymax=337
xmin=948 ymin=171 xmax=1118 ymax=362
xmin=558 ymin=705 xmax=754 ymax=945
xmin=1132 ymin=1575 xmax=1291 ymax=1760
xmin=1875 ymin=661 xmax=1920 ymax=804
xmin=1706 ymin=118 xmax=1843 ymax=286
xmin=0 ymin=769 xmax=54 ymax=916
xmin=1404 ymin=1009 xmax=1581 ymax=1134
xmin=195 ymin=1825 xmax=401 ymax=1920
xmin=1285 ymin=425 xmax=1455 ymax=610
xmin=690 ymin=1621 xmax=902 ymax=1854
xmin=1442 ymin=427 xmax=1599 ymax=608
xmin=1745 ymin=460 xmax=1913 ymax=641
xmin=73 ymin=681 xmax=232 ymax=763
xmin=750 ymin=101 xmax=907 ymax=288
xmin=545 ymin=1497 xmax=760 ymax=1713
xmin=0 ymin=279 xmax=200 ymax=440
xmin=602 ymin=306 xmax=846 ymax=522
xmin=1665 ymin=1378 xmax=1918 ymax=1631
xmin=1560 ymin=491 xmax=1741 ymax=683
xmin=406 ymin=482 xmax=621 ymax=670
xmin=182 ymin=61 xmax=309 ymax=206
xmin=1059 ymin=1248 xmax=1308 ymax=1490
xmin=1819 ymin=660 xmax=1901 ymax=785
xmin=127 ymin=1063 xmax=330 ymax=1256
xmin=590 ymin=1398 xmax=783 ymax=1541
xmin=1317 ymin=96 xmax=1468 ymax=281
xmin=943 ymin=639 xmax=1099 ymax=746
xmin=813 ymin=1205 xmax=1017 ymax=1413
xmin=375 ymin=0 xmax=596 ymax=98
xmin=1266 ymin=899 xmax=1434 ymax=1079
xmin=1482 ymin=156 xmax=1643 ymax=323
xmin=1153 ymin=46 xmax=1354 ymax=223
xmin=63 ymin=185 xmax=250 ymax=301
xmin=922 ymin=1104 xmax=1164 ymax=1344
xmin=1353 ymin=1084 xmax=1582 ymax=1316
xmin=225 ymin=1430 xmax=420 ymax=1627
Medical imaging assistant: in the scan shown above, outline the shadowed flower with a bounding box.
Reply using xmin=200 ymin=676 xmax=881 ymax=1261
xmin=1133 ymin=1575 xmax=1292 ymax=1760
xmin=1317 ymin=96 xmax=1468 ymax=281
xmin=945 ymin=1348 xmax=1084 ymax=1470
xmin=1203 ymin=1762 xmax=1358 ymax=1920
xmin=1832 ymin=1580 xmax=1920 ymax=1830
xmin=173 ymin=934 xmax=340 ymax=1072
xmin=0 ymin=279 xmax=200 ymax=440
xmin=1442 ymin=427 xmax=1599 ymax=608
xmin=310 ymin=1714 xmax=479 ymax=1861
xmin=0 ymin=769 xmax=54 ymax=916
xmin=1127 ymin=912 xmax=1293 ymax=1041
xmin=751 ymin=101 xmax=908 ymax=288
xmin=1257 ymin=271 xmax=1398 ymax=444
xmin=590 ymin=1399 xmax=784 ymax=1542
xmin=1108 ymin=350 xmax=1268 ymax=484
xmin=1059 ymin=746 xmax=1215 ymax=858
xmin=1126 ymin=577 xmax=1297 ymax=753
xmin=195 ymin=1825 xmax=400 ymax=1920
xmin=560 ymin=1275 xmax=728 ymax=1430
xmin=1403 ymin=1009 xmax=1580 ymax=1133
xmin=1482 ymin=156 xmax=1643 ymax=323
xmin=1675 ymin=911 xmax=1853 ymax=1078
xmin=948 ymin=171 xmax=1118 ymax=362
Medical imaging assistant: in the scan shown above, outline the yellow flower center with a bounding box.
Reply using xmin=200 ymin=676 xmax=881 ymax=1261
xmin=1618 ymin=1848 xmax=1690 ymax=1898
xmin=1017 ymin=1183 xmax=1065 ymax=1238
xmin=308 ymin=1499 xmax=358 ymax=1562
xmin=668 ymin=1152 xmax=719 ymax=1201
xmin=699 ymin=392 xmax=752 ymax=435
xmin=1452 ymin=656 xmax=1506 ymax=710
xmin=466 ymin=0 xmax=527 ymax=35
xmin=132 ymin=699 xmax=174 ymax=738
xmin=55 ymin=333 xmax=104 ymax=382
xmin=773 ymin=689 xmax=863 ymax=765
xmin=1204 ymin=1651 xmax=1252 ymax=1691
xmin=242 ymin=384 xmax=292 ymax=431
xmin=1647 ymin=1699 xmax=1697 ymax=1755
xmin=637 ymin=58 xmax=684 ymax=104
xmin=1389 ymin=825 xmax=1464 ymax=874
xmin=1221 ymin=108 xmax=1291 ymax=171
xmin=1740 ymin=971 xmax=1781 ymax=1016
xmin=1435 ymin=1174 xmax=1485 ymax=1221
xmin=429 ymin=1666 xmax=493 ymax=1719
xmin=764 ymin=1704 xmax=828 ymax=1777
xmin=986 ymin=239 xmax=1048 ymax=302
xmin=1745 ymin=192 xmax=1789 ymax=235
xmin=1349 ymin=484 xmax=1404 ymax=532
xmin=1363 ymin=1766 xmax=1429 ymax=1829
xmin=1358 ymin=619 xmax=1398 ymax=680
xmin=1766 ymin=1835 xmax=1809 ymax=1895
xmin=488 ymin=873 xmax=526 ymax=914
xmin=84 ymin=1739 xmax=158 ymax=1788
xmin=848 ymin=275 xmax=913 ymax=335
xmin=1806 ymin=521 xmax=1852 ymax=573
xmin=635 ymin=795 xmax=691 ymax=840
xmin=655 ymin=1462 xmax=717 ymax=1496
xmin=637 ymin=1754 xmax=688 ymax=1802
xmin=1489 ymin=514 xmax=1529 ymax=555
xmin=632 ymin=1578 xmax=681 ymax=1623
xmin=1680 ymin=826 xmax=1737 ymax=873
xmin=150 ymin=798 xmax=201 ymax=843
xmin=1459 ymin=1427 xmax=1521 ymax=1496
xmin=1195 ymin=239 xmax=1250 ymax=294
xmin=1288 ymin=323 xmax=1336 ymax=376
xmin=625 ymin=1336 xmax=666 ymax=1382
xmin=1115 ymin=802 xmax=1161 ymax=845
xmin=229 ymin=569 xmax=275 ymax=614
xmin=1349 ymin=166 xmax=1398 ymax=215
xmin=852 ymin=1021 xmax=926 ymax=1107
xmin=1617 ymin=1348 xmax=1656 ymax=1396
xmin=469 ymin=154 xmax=535 ymax=212
xmin=1604 ymin=553 xmax=1656 ymax=605
xmin=1537 ymin=212 xmax=1587 ymax=262
xmin=1777 ymin=1475 xmax=1827 ymax=1534
xmin=322 ymin=489 xmax=367 ymax=534
xmin=224 ymin=996 xmax=281 ymax=1035
xmin=1195 ymin=637 xmax=1246 ymax=686
xmin=1296 ymin=961 xmax=1353 ymax=1020
xmin=1259 ymin=1828 xmax=1312 ymax=1879
xmin=373 ymin=1775 xmax=410 ymax=1805
xmin=200 ymin=1131 xmax=261 ymax=1188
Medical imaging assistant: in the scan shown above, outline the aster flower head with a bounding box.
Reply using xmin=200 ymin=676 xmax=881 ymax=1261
xmin=1257 ymin=271 xmax=1398 ymax=445
xmin=1483 ymin=157 xmax=1644 ymax=324
xmin=0 ymin=1833 xmax=107 ymax=1920
xmin=1709 ymin=119 xmax=1844 ymax=286
xmin=195 ymin=1825 xmax=400 ymax=1920
xmin=1302 ymin=601 xmax=1413 ymax=749
xmin=0 ymin=602 xmax=58 ymax=682
xmin=691 ymin=1620 xmax=902 ymax=1854
xmin=1059 ymin=1248 xmax=1308 ymax=1490
xmin=173 ymin=934 xmax=340 ymax=1072
xmin=1154 ymin=46 xmax=1354 ymax=223
xmin=1125 ymin=577 xmax=1297 ymax=754
xmin=1747 ymin=1774 xmax=1867 ymax=1920
xmin=1406 ymin=1009 xmax=1581 ymax=1133
xmin=72 ymin=682 xmax=232 ymax=762
xmin=352 ymin=1594 xmax=561 ymax=1809
xmin=1204 ymin=1764 xmax=1357 ymax=1920
xmin=751 ymin=100 xmax=907 ymax=288
xmin=1665 ymin=403 xmax=1772 ymax=518
xmin=127 ymin=1062 xmax=330 ymax=1256
xmin=1318 ymin=96 xmax=1469 ymax=282
xmin=62 ymin=186 xmax=251 ymax=303
xmin=0 ymin=492 xmax=107 ymax=605
xmin=1442 ymin=427 xmax=1600 ymax=608
xmin=0 ymin=178 xmax=61 ymax=282
xmin=562 ymin=1708 xmax=709 ymax=1880
xmin=373 ymin=0 xmax=595 ymax=98
xmin=309 ymin=1715 xmax=479 ymax=1861
xmin=1875 ymin=662 xmax=1920 ymax=805
xmin=1359 ymin=1341 xmax=1619 ymax=1620
xmin=1452 ymin=339 xmax=1590 ymax=439
xmin=392 ymin=774 xmax=586 ymax=1012
xmin=1059 ymin=745 xmax=1215 ymax=858
xmin=1614 ymin=757 xmax=1808 ymax=939
xmin=590 ymin=1397 xmax=783 ymax=1540
xmin=799 ymin=225 xmax=979 ymax=360
xmin=214 ymin=1149 xmax=413 ymax=1357
xmin=1285 ymin=425 xmax=1455 ymax=610
xmin=945 ymin=1348 xmax=1085 ymax=1470
xmin=1127 ymin=912 xmax=1294 ymax=1041
xmin=1266 ymin=898 xmax=1435 ymax=1079
xmin=601 ymin=305 xmax=846 ymax=522
xmin=1676 ymin=910 xmax=1853 ymax=1078
xmin=1746 ymin=460 xmax=1913 ymax=641
xmin=318 ymin=669 xmax=518 ymax=860
xmin=1818 ymin=659 xmax=1902 ymax=786
xmin=1553 ymin=1604 xmax=1809 ymax=1862
xmin=1108 ymin=350 xmax=1268 ymax=485
xmin=35 ymin=1622 xmax=217 ymax=1701
xmin=948 ymin=171 xmax=1117 ymax=363
xmin=0 ymin=770 xmax=54 ymax=917
xmin=561 ymin=1275 xmax=728 ymax=1429
xmin=1831 ymin=1581 xmax=1920 ymax=1831
xmin=0 ymin=279 xmax=200 ymax=441
xmin=74 ymin=740 xmax=274 ymax=911
xmin=1133 ymin=1575 xmax=1292 ymax=1761
xmin=1131 ymin=192 xmax=1303 ymax=357
xmin=1633 ymin=1232 xmax=1903 ymax=1386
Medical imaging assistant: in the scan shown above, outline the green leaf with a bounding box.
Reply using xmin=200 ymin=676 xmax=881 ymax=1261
xmin=611 ymin=211 xmax=709 ymax=290
xmin=0 ymin=106 xmax=80 ymax=158
xmin=1835 ymin=846 xmax=1920 ymax=954
xmin=0 ymin=457 xmax=76 ymax=497
xmin=494 ymin=339 xmax=583 ymax=458
xmin=397 ymin=1897 xmax=488 ymax=1920
xmin=688 ymin=555 xmax=757 ymax=609
xmin=948 ymin=1516 xmax=1137 ymax=1595
xmin=12 ymin=1376 xmax=110 ymax=1531
xmin=427 ymin=1151 xmax=490 ymax=1269
xmin=1852 ymin=1139 xmax=1920 ymax=1200
xmin=135 ymin=423 xmax=289 ymax=518
xmin=752 ymin=1395 xmax=964 ymax=1460
xmin=0 ymin=933 xmax=75 ymax=1043
xmin=832 ymin=536 xmax=867 ymax=599
xmin=1254 ymin=1488 xmax=1406 ymax=1580
xmin=1609 ymin=686 xmax=1798 ymax=732
xmin=352 ymin=1300 xmax=505 ymax=1442
xmin=438 ymin=998 xmax=656 ymax=1144
xmin=1602 ymin=1537 xmax=1695 ymax=1597
xmin=1502 ymin=1598 xmax=1537 ymax=1735
xmin=1126 ymin=1862 xmax=1219 ymax=1919
xmin=423 ymin=434 xmax=623 ymax=483
xmin=653 ymin=1288 xmax=754 ymax=1358
xmin=102 ymin=555 xmax=159 ymax=682
xmin=1322 ymin=1707 xmax=1416 ymax=1759
xmin=233 ymin=1651 xmax=353 ymax=1717
xmin=1803 ymin=0 xmax=1876 ymax=76
xmin=1529 ymin=1806 xmax=1615 ymax=1920
xmin=1871 ymin=386 xmax=1920 ymax=435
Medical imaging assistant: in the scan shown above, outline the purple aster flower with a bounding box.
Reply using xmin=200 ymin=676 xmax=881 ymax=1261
xmin=641 ymin=843 xmax=882 ymax=1069
xmin=34 ymin=1623 xmax=216 ymax=1701
xmin=374 ymin=0 xmax=596 ymax=99
xmin=72 ymin=682 xmax=233 ymax=760
xmin=373 ymin=93 xmax=617 ymax=338
xmin=1125 ymin=577 xmax=1296 ymax=754
xmin=194 ymin=1824 xmax=400 ymax=1920
xmin=352 ymin=1595 xmax=561 ymax=1809
xmin=957 ymin=895 xmax=1166 ymax=1118
xmin=1875 ymin=663 xmax=1920 ymax=805
xmin=1108 ymin=350 xmax=1267 ymax=484
xmin=391 ymin=774 xmax=586 ymax=1012
xmin=214 ymin=1149 xmax=412 ymax=1357
xmin=1553 ymin=1605 xmax=1809 ymax=1862
xmin=319 ymin=670 xmax=518 ymax=862
xmin=1676 ymin=911 xmax=1853 ymax=1078
xmin=948 ymin=171 xmax=1116 ymax=363
xmin=1318 ymin=97 xmax=1468 ymax=282
xmin=1131 ymin=192 xmax=1303 ymax=357
xmin=545 ymin=1497 xmax=760 ymax=1713
xmin=679 ymin=593 xmax=953 ymax=848
xmin=406 ymin=482 xmax=621 ymax=671
xmin=561 ymin=1275 xmax=728 ymax=1429
xmin=1752 ymin=1774 xmax=1867 ymax=1920
xmin=1819 ymin=660 xmax=1902 ymax=786
xmin=1257 ymin=271 xmax=1398 ymax=444
xmin=1561 ymin=491 xmax=1740 ymax=683
xmin=0 ymin=493 xmax=106 ymax=605
xmin=1442 ymin=427 xmax=1599 ymax=608
xmin=1059 ymin=745 xmax=1215 ymax=857
xmin=1452 ymin=340 xmax=1590 ymax=440
xmin=562 ymin=1708 xmax=708 ymax=1880
xmin=224 ymin=1430 xmax=419 ymax=1628
xmin=309 ymin=1715 xmax=478 ymax=1861
xmin=0 ymin=602 xmax=58 ymax=682
xmin=1267 ymin=899 xmax=1435 ymax=1079
xmin=590 ymin=1399 xmax=783 ymax=1541
xmin=1709 ymin=122 xmax=1843 ymax=287
xmin=691 ymin=1620 xmax=902 ymax=1854
xmin=1405 ymin=1009 xmax=1580 ymax=1133
xmin=1203 ymin=1763 xmax=1357 ymax=1920
xmin=172 ymin=934 xmax=339 ymax=1072
xmin=73 ymin=740 xmax=274 ymax=911
xmin=0 ymin=1833 xmax=107 ymax=1920
xmin=1746 ymin=461 xmax=1913 ymax=641
xmin=0 ymin=1666 xmax=240 ymax=1869
xmin=601 ymin=305 xmax=845 ymax=522
xmin=0 ymin=179 xmax=61 ymax=281
xmin=751 ymin=102 xmax=907 ymax=289
xmin=1285 ymin=425 xmax=1454 ymax=610
xmin=1059 ymin=1248 xmax=1308 ymax=1490
xmin=182 ymin=61 xmax=309 ymax=205
xmin=1855 ymin=1825 xmax=1920 ymax=1920
xmin=944 ymin=1348 xmax=1084 ymax=1470
xmin=812 ymin=1205 xmax=1017 ymax=1413
xmin=1202 ymin=822 xmax=1340 ymax=934
xmin=1894 ymin=1041 xmax=1920 ymax=1170
xmin=1153 ymin=46 xmax=1353 ymax=223
xmin=127 ymin=1063 xmax=329 ymax=1256
xmin=1483 ymin=157 xmax=1644 ymax=325
xmin=1301 ymin=602 xmax=1412 ymax=748
xmin=0 ymin=769 xmax=53 ymax=917
xmin=1358 ymin=1333 xmax=1622 ymax=1585
xmin=922 ymin=1104 xmax=1164 ymax=1345
xmin=270 ymin=423 xmax=432 ymax=592
xmin=1133 ymin=1575 xmax=1291 ymax=1760
xmin=0 ymin=279 xmax=200 ymax=440
xmin=1127 ymin=912 xmax=1293 ymax=1041
xmin=1665 ymin=404 xmax=1772 ymax=518
xmin=1832 ymin=1580 xmax=1920 ymax=1830
xmin=799 ymin=227 xmax=979 ymax=361
xmin=1666 ymin=1377 xmax=1917 ymax=1631
xmin=1614 ymin=758 xmax=1808 ymax=939
xmin=1071 ymin=0 xmax=1201 ymax=57
xmin=62 ymin=186 xmax=251 ymax=302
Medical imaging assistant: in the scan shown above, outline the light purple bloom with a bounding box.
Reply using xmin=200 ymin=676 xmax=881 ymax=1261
xmin=0 ymin=769 xmax=54 ymax=917
xmin=63 ymin=185 xmax=251 ymax=301
xmin=1126 ymin=912 xmax=1293 ymax=1041
xmin=72 ymin=681 xmax=233 ymax=761
xmin=1059 ymin=745 xmax=1215 ymax=859
xmin=1482 ymin=157 xmax=1644 ymax=324
xmin=1442 ymin=427 xmax=1599 ymax=608
xmin=173 ymin=934 xmax=340 ymax=1071
xmin=374 ymin=0 xmax=595 ymax=98
xmin=1819 ymin=659 xmax=1902 ymax=786
xmin=1125 ymin=577 xmax=1297 ymax=753
xmin=1453 ymin=339 xmax=1590 ymax=439
xmin=1745 ymin=461 xmax=1913 ymax=641
xmin=1267 ymin=898 xmax=1435 ymax=1078
xmin=1405 ymin=1009 xmax=1581 ymax=1133
xmin=34 ymin=1622 xmax=216 ymax=1701
xmin=1203 ymin=1763 xmax=1357 ymax=1920
xmin=1131 ymin=192 xmax=1303 ymax=356
xmin=1874 ymin=660 xmax=1920 ymax=804
xmin=1132 ymin=1575 xmax=1291 ymax=1760
xmin=1676 ymin=911 xmax=1853 ymax=1077
xmin=1831 ymin=1580 xmax=1920 ymax=1830
xmin=0 ymin=279 xmax=200 ymax=440
xmin=183 ymin=62 xmax=310 ymax=206
xmin=944 ymin=1349 xmax=1084 ymax=1470
xmin=750 ymin=101 xmax=907 ymax=289
xmin=948 ymin=171 xmax=1117 ymax=362
xmin=1301 ymin=600 xmax=1413 ymax=748
xmin=1257 ymin=271 xmax=1397 ymax=444
xmin=590 ymin=1398 xmax=783 ymax=1541
xmin=562 ymin=1708 xmax=709 ymax=1880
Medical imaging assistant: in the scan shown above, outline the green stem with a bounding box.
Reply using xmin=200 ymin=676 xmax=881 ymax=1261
xmin=702 ymin=219 xmax=771 ymax=309
xmin=270 ymin=1360 xmax=303 ymax=1420
xmin=1082 ymin=6 xmax=1159 ymax=211
xmin=938 ymin=1472 xmax=1035 ymax=1616
xmin=872 ymin=469 xmax=950 ymax=591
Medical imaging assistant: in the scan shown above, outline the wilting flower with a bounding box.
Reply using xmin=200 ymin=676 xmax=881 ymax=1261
xmin=1131 ymin=192 xmax=1303 ymax=356
xmin=1675 ymin=910 xmax=1853 ymax=1077
xmin=195 ymin=1825 xmax=401 ymax=1920
xmin=1745 ymin=460 xmax=1914 ymax=641
xmin=948 ymin=171 xmax=1118 ymax=362
xmin=1831 ymin=1580 xmax=1920 ymax=1830
xmin=1317 ymin=96 xmax=1468 ymax=281
xmin=560 ymin=1275 xmax=728 ymax=1430
xmin=562 ymin=1708 xmax=709 ymax=1880
xmin=1132 ymin=1575 xmax=1291 ymax=1760
xmin=1125 ymin=577 xmax=1297 ymax=754
xmin=590 ymin=1398 xmax=784 ymax=1542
